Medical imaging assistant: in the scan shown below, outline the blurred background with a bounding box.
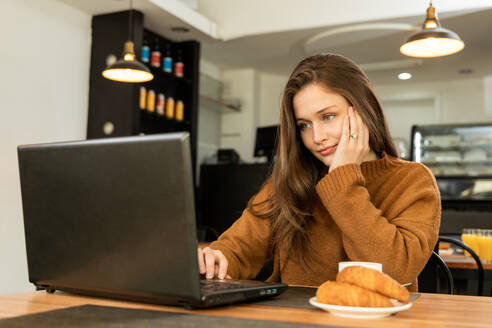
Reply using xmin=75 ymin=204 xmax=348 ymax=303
xmin=2 ymin=0 xmax=492 ymax=295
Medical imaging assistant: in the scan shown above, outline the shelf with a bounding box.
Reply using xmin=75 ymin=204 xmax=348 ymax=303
xmin=422 ymin=160 xmax=492 ymax=166
xmin=139 ymin=110 xmax=190 ymax=135
xmin=146 ymin=65 xmax=192 ymax=84
xmin=420 ymin=143 xmax=492 ymax=151
xmin=420 ymin=145 xmax=460 ymax=151
xmin=199 ymin=94 xmax=240 ymax=113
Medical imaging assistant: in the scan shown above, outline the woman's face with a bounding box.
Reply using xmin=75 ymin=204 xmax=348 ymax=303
xmin=293 ymin=83 xmax=351 ymax=167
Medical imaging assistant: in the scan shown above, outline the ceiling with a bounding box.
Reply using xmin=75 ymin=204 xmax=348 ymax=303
xmin=201 ymin=7 xmax=492 ymax=85
xmin=60 ymin=0 xmax=492 ymax=85
xmin=59 ymin=0 xmax=219 ymax=42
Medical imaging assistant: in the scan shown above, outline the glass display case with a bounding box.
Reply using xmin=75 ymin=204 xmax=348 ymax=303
xmin=411 ymin=123 xmax=492 ymax=240
xmin=411 ymin=123 xmax=492 ymax=178
xmin=411 ymin=123 xmax=492 ymax=205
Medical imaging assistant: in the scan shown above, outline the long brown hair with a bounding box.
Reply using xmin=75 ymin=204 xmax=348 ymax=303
xmin=248 ymin=53 xmax=398 ymax=268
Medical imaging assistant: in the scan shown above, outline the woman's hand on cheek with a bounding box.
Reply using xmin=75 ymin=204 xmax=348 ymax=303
xmin=329 ymin=107 xmax=370 ymax=173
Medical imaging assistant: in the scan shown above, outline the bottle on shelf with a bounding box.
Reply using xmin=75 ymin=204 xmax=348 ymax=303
xmin=163 ymin=43 xmax=173 ymax=73
xmin=146 ymin=89 xmax=156 ymax=113
xmin=150 ymin=39 xmax=161 ymax=68
xmin=156 ymin=93 xmax=165 ymax=116
xmin=139 ymin=87 xmax=147 ymax=110
xmin=165 ymin=97 xmax=175 ymax=119
xmin=174 ymin=49 xmax=184 ymax=78
xmin=175 ymin=100 xmax=184 ymax=121
xmin=141 ymin=39 xmax=150 ymax=63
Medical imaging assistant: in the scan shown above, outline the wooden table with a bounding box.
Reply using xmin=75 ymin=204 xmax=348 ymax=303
xmin=441 ymin=254 xmax=492 ymax=296
xmin=443 ymin=254 xmax=492 ymax=270
xmin=1 ymin=290 xmax=492 ymax=327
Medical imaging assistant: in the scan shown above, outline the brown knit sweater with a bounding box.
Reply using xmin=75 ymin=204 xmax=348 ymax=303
xmin=210 ymin=153 xmax=441 ymax=292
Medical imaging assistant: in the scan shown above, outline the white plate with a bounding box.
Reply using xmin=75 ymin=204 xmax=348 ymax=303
xmin=309 ymin=297 xmax=412 ymax=319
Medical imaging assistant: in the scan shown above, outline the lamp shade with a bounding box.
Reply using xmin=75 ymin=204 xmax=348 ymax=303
xmin=400 ymin=27 xmax=465 ymax=58
xmin=400 ymin=3 xmax=465 ymax=58
xmin=102 ymin=41 xmax=154 ymax=83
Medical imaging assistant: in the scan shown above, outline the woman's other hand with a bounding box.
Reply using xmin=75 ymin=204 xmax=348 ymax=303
xmin=197 ymin=247 xmax=231 ymax=279
xmin=329 ymin=107 xmax=370 ymax=172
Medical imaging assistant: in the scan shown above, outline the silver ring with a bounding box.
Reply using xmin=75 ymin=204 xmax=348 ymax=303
xmin=350 ymin=133 xmax=358 ymax=139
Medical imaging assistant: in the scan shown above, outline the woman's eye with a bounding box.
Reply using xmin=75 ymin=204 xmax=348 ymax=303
xmin=323 ymin=114 xmax=335 ymax=121
xmin=299 ymin=122 xmax=311 ymax=130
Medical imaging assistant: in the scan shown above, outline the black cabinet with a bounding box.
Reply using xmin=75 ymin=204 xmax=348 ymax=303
xmin=197 ymin=163 xmax=270 ymax=241
xmin=87 ymin=10 xmax=200 ymax=170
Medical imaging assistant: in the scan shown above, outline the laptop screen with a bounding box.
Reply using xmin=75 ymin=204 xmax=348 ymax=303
xmin=18 ymin=133 xmax=201 ymax=301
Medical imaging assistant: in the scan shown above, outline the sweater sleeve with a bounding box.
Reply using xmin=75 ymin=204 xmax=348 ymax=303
xmin=315 ymin=162 xmax=441 ymax=285
xmin=207 ymin=185 xmax=272 ymax=280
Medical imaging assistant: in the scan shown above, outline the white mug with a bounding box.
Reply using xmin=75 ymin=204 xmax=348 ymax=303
xmin=338 ymin=261 xmax=382 ymax=272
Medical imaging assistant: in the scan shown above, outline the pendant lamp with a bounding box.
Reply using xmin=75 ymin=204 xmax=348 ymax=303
xmin=102 ymin=0 xmax=153 ymax=83
xmin=400 ymin=1 xmax=465 ymax=58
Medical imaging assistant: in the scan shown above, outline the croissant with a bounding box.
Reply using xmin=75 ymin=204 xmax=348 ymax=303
xmin=336 ymin=266 xmax=410 ymax=303
xmin=316 ymin=281 xmax=393 ymax=307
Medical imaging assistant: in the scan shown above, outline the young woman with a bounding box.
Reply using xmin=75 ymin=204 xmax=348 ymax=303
xmin=198 ymin=53 xmax=441 ymax=292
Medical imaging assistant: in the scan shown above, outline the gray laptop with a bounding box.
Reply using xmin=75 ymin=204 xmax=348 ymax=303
xmin=17 ymin=132 xmax=287 ymax=308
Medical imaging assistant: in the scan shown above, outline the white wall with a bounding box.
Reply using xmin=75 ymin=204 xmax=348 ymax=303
xmin=383 ymin=99 xmax=437 ymax=141
xmin=376 ymin=77 xmax=491 ymax=138
xmin=0 ymin=0 xmax=91 ymax=295
xmin=485 ymin=75 xmax=492 ymax=116
xmin=258 ymin=72 xmax=286 ymax=126
xmin=196 ymin=59 xmax=223 ymax=183
xmin=219 ymin=69 xmax=259 ymax=163
xmin=198 ymin=70 xmax=287 ymax=170
xmin=208 ymin=71 xmax=286 ymax=164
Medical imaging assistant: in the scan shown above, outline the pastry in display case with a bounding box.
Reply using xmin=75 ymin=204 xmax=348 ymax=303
xmin=411 ymin=123 xmax=492 ymax=178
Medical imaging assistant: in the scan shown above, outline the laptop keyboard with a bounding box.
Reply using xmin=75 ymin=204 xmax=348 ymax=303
xmin=200 ymin=279 xmax=257 ymax=293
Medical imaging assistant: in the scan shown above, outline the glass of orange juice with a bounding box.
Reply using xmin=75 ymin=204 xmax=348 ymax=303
xmin=462 ymin=228 xmax=480 ymax=257
xmin=461 ymin=228 xmax=472 ymax=256
xmin=471 ymin=229 xmax=482 ymax=256
xmin=478 ymin=229 xmax=492 ymax=263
